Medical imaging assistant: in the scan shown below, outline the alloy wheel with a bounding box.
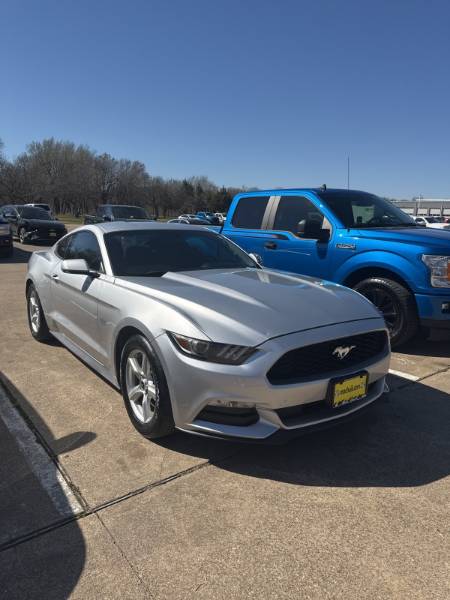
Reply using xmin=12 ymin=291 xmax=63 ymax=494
xmin=125 ymin=349 xmax=157 ymax=424
xmin=29 ymin=291 xmax=41 ymax=334
xmin=362 ymin=287 xmax=402 ymax=337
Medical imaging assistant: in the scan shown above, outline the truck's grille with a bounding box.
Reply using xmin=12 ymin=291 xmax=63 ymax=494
xmin=267 ymin=330 xmax=388 ymax=385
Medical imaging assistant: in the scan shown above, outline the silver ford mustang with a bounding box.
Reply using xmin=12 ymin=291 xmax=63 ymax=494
xmin=26 ymin=222 xmax=390 ymax=441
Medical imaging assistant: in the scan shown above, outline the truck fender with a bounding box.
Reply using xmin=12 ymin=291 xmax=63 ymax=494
xmin=334 ymin=251 xmax=420 ymax=291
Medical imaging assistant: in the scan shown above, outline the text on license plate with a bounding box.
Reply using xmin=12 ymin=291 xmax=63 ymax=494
xmin=332 ymin=373 xmax=368 ymax=408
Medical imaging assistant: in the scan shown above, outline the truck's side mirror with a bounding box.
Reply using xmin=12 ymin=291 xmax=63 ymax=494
xmin=103 ymin=215 xmax=112 ymax=222
xmin=297 ymin=219 xmax=330 ymax=243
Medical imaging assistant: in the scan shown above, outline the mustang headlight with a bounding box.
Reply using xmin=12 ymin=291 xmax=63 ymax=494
xmin=167 ymin=332 xmax=256 ymax=365
xmin=422 ymin=255 xmax=450 ymax=288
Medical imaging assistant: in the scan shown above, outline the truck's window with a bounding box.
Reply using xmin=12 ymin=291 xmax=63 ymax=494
xmin=231 ymin=196 xmax=269 ymax=229
xmin=273 ymin=196 xmax=324 ymax=235
xmin=318 ymin=191 xmax=416 ymax=228
xmin=96 ymin=207 xmax=105 ymax=217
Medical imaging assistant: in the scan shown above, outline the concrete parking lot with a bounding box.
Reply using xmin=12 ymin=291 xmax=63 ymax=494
xmin=0 ymin=238 xmax=449 ymax=599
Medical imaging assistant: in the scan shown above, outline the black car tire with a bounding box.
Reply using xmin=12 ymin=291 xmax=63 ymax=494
xmin=26 ymin=284 xmax=52 ymax=342
xmin=19 ymin=227 xmax=27 ymax=244
xmin=120 ymin=334 xmax=175 ymax=439
xmin=353 ymin=277 xmax=419 ymax=348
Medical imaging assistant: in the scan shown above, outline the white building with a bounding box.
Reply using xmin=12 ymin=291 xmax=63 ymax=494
xmin=391 ymin=198 xmax=450 ymax=217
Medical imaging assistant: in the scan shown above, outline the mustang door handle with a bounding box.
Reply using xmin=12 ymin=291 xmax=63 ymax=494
xmin=52 ymin=274 xmax=59 ymax=280
xmin=264 ymin=241 xmax=277 ymax=250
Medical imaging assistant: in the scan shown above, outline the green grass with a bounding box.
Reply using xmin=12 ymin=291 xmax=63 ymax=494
xmin=57 ymin=214 xmax=83 ymax=225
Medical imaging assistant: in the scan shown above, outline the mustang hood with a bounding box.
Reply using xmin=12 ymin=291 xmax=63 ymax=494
xmin=118 ymin=268 xmax=382 ymax=346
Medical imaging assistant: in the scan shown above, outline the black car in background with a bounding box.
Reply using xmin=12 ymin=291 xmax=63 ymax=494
xmin=0 ymin=216 xmax=13 ymax=257
xmin=84 ymin=204 xmax=152 ymax=224
xmin=0 ymin=205 xmax=67 ymax=244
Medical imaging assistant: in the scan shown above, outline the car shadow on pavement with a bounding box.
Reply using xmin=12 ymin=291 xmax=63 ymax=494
xmin=156 ymin=375 xmax=450 ymax=489
xmin=0 ymin=246 xmax=33 ymax=264
xmin=0 ymin=375 xmax=95 ymax=600
xmin=395 ymin=329 xmax=450 ymax=358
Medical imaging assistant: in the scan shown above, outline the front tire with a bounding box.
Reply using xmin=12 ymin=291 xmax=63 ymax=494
xmin=26 ymin=285 xmax=52 ymax=342
xmin=353 ymin=277 xmax=419 ymax=348
xmin=120 ymin=334 xmax=175 ymax=439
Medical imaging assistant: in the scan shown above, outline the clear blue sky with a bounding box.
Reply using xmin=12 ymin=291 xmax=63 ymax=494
xmin=1 ymin=0 xmax=449 ymax=198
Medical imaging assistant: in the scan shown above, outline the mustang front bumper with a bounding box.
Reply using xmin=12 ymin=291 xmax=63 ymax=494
xmin=155 ymin=317 xmax=390 ymax=441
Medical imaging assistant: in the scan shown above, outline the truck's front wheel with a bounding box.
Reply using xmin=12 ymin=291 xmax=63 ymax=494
xmin=353 ymin=277 xmax=419 ymax=348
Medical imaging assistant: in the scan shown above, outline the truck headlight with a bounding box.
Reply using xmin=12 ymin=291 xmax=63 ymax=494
xmin=422 ymin=255 xmax=450 ymax=287
xmin=168 ymin=332 xmax=257 ymax=365
xmin=0 ymin=224 xmax=10 ymax=235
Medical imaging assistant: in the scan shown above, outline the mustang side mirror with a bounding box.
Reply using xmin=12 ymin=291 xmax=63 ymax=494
xmin=249 ymin=252 xmax=263 ymax=266
xmin=297 ymin=219 xmax=330 ymax=243
xmin=61 ymin=259 xmax=100 ymax=278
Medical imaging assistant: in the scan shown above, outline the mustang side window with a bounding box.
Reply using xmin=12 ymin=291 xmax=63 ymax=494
xmin=66 ymin=231 xmax=104 ymax=272
xmin=55 ymin=234 xmax=72 ymax=259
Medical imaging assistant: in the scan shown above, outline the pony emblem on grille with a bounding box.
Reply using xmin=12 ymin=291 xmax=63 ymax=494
xmin=332 ymin=345 xmax=356 ymax=360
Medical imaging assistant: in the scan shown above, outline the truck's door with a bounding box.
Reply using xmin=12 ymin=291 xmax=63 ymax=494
xmin=224 ymin=194 xmax=277 ymax=259
xmin=260 ymin=194 xmax=333 ymax=279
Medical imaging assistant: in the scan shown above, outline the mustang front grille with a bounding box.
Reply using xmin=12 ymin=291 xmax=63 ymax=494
xmin=267 ymin=330 xmax=388 ymax=385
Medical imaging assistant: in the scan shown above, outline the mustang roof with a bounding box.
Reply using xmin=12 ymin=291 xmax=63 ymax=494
xmin=92 ymin=221 xmax=214 ymax=234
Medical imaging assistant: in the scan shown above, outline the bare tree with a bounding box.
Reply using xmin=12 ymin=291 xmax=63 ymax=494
xmin=0 ymin=137 xmax=247 ymax=216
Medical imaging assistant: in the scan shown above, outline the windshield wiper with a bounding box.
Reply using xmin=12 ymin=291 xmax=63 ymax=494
xmin=142 ymin=270 xmax=167 ymax=277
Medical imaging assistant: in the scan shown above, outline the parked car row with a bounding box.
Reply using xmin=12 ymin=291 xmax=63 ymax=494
xmin=175 ymin=212 xmax=227 ymax=225
xmin=0 ymin=205 xmax=67 ymax=244
xmin=413 ymin=215 xmax=450 ymax=229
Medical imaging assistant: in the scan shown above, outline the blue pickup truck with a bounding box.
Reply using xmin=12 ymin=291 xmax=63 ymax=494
xmin=219 ymin=188 xmax=450 ymax=347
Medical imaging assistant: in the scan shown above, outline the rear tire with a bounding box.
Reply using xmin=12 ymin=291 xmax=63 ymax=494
xmin=26 ymin=284 xmax=52 ymax=342
xmin=352 ymin=277 xmax=419 ymax=348
xmin=120 ymin=334 xmax=175 ymax=439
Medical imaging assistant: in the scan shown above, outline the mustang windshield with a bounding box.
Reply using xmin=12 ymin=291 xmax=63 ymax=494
xmin=318 ymin=191 xmax=417 ymax=228
xmin=105 ymin=229 xmax=258 ymax=276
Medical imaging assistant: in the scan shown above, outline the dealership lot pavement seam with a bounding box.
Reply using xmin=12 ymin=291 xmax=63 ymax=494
xmin=94 ymin=511 xmax=156 ymax=599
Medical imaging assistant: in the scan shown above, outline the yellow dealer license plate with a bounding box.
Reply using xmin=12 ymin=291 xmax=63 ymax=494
xmin=330 ymin=373 xmax=368 ymax=408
